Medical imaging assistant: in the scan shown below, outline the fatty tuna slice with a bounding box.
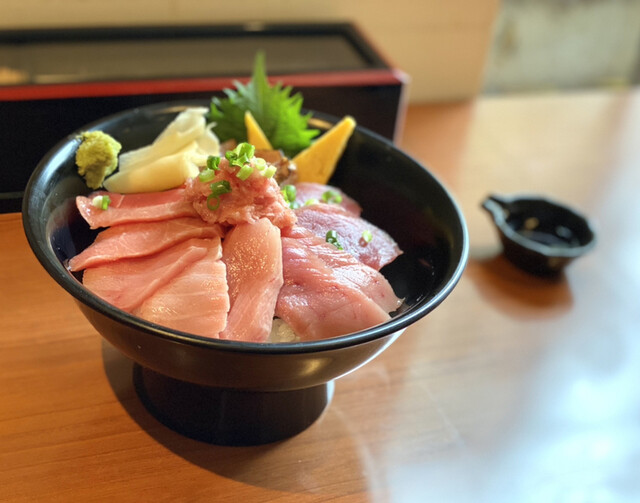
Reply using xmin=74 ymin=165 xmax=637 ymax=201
xmin=294 ymin=203 xmax=402 ymax=270
xmin=275 ymin=235 xmax=391 ymax=341
xmin=293 ymin=182 xmax=362 ymax=215
xmin=82 ymin=237 xmax=220 ymax=312
xmin=133 ymin=248 xmax=229 ymax=338
xmin=68 ymin=217 xmax=224 ymax=271
xmin=220 ymin=218 xmax=283 ymax=342
xmin=76 ymin=187 xmax=198 ymax=229
xmin=282 ymin=226 xmax=401 ymax=313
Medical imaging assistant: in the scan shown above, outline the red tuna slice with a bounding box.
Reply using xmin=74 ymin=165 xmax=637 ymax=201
xmin=294 ymin=204 xmax=402 ymax=270
xmin=275 ymin=235 xmax=391 ymax=341
xmin=76 ymin=187 xmax=199 ymax=229
xmin=133 ymin=248 xmax=229 ymax=338
xmin=220 ymin=218 xmax=283 ymax=342
xmin=184 ymin=159 xmax=296 ymax=230
xmin=283 ymin=226 xmax=401 ymax=313
xmin=82 ymin=237 xmax=221 ymax=313
xmin=68 ymin=217 xmax=224 ymax=272
xmin=293 ymin=183 xmax=362 ymax=215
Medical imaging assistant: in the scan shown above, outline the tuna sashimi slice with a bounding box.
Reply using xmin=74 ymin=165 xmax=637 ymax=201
xmin=283 ymin=226 xmax=401 ymax=313
xmin=220 ymin=218 xmax=283 ymax=342
xmin=293 ymin=182 xmax=362 ymax=215
xmin=294 ymin=203 xmax=402 ymax=270
xmin=133 ymin=248 xmax=229 ymax=338
xmin=275 ymin=235 xmax=391 ymax=341
xmin=82 ymin=237 xmax=221 ymax=312
xmin=68 ymin=217 xmax=224 ymax=271
xmin=76 ymin=187 xmax=199 ymax=229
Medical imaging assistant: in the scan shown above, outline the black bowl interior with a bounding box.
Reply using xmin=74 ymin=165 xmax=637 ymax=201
xmin=23 ymin=101 xmax=468 ymax=392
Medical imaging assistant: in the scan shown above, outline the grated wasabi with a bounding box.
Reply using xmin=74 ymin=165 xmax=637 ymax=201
xmin=75 ymin=131 xmax=122 ymax=189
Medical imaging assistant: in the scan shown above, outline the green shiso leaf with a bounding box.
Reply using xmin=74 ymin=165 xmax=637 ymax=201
xmin=208 ymin=51 xmax=319 ymax=158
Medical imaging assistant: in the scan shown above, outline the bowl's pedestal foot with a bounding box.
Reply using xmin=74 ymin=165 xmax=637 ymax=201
xmin=133 ymin=364 xmax=334 ymax=446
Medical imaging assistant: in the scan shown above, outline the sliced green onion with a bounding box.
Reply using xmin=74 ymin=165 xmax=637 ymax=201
xmin=206 ymin=180 xmax=232 ymax=211
xmin=326 ymin=230 xmax=343 ymax=250
xmin=304 ymin=198 xmax=318 ymax=206
xmin=198 ymin=168 xmax=217 ymax=183
xmin=206 ymin=155 xmax=221 ymax=171
xmin=236 ymin=163 xmax=253 ymax=180
xmin=253 ymin=157 xmax=267 ymax=171
xmin=225 ymin=143 xmax=257 ymax=180
xmin=210 ymin=180 xmax=232 ymax=196
xmin=91 ymin=195 xmax=111 ymax=211
xmin=361 ymin=230 xmax=373 ymax=244
xmin=322 ymin=189 xmax=343 ymax=204
xmin=253 ymin=157 xmax=276 ymax=179
xmin=282 ymin=184 xmax=297 ymax=208
xmin=226 ymin=142 xmax=255 ymax=168
xmin=261 ymin=164 xmax=277 ymax=178
xmin=207 ymin=194 xmax=221 ymax=211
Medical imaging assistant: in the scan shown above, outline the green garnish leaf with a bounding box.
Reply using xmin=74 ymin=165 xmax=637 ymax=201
xmin=326 ymin=230 xmax=343 ymax=250
xmin=361 ymin=230 xmax=373 ymax=244
xmin=208 ymin=52 xmax=319 ymax=157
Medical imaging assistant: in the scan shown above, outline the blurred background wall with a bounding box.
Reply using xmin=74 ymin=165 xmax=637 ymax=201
xmin=0 ymin=0 xmax=501 ymax=104
xmin=1 ymin=0 xmax=639 ymax=103
xmin=484 ymin=0 xmax=640 ymax=94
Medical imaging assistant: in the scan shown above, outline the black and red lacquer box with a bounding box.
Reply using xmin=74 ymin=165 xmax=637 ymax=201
xmin=0 ymin=23 xmax=408 ymax=212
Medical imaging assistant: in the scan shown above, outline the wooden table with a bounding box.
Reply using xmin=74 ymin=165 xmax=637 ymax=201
xmin=2 ymin=88 xmax=639 ymax=502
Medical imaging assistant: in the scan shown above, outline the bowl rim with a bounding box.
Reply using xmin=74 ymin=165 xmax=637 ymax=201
xmin=22 ymin=100 xmax=469 ymax=355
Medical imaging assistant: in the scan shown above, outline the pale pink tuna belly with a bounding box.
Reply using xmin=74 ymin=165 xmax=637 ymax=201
xmin=275 ymin=235 xmax=390 ymax=341
xmin=220 ymin=218 xmax=283 ymax=342
xmin=68 ymin=217 xmax=224 ymax=271
xmin=282 ymin=226 xmax=401 ymax=313
xmin=82 ymin=237 xmax=221 ymax=312
xmin=293 ymin=183 xmax=362 ymax=215
xmin=294 ymin=204 xmax=402 ymax=271
xmin=133 ymin=248 xmax=229 ymax=338
xmin=76 ymin=187 xmax=199 ymax=229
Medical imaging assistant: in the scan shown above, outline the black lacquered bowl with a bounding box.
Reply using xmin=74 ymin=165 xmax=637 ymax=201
xmin=22 ymin=101 xmax=468 ymax=445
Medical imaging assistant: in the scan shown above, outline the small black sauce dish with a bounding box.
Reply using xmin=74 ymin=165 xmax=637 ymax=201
xmin=23 ymin=101 xmax=469 ymax=446
xmin=482 ymin=194 xmax=595 ymax=276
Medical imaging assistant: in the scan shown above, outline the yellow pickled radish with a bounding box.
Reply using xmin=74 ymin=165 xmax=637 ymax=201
xmin=244 ymin=110 xmax=273 ymax=150
xmin=292 ymin=116 xmax=356 ymax=184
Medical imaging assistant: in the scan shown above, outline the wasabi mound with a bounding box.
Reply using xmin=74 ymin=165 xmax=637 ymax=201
xmin=75 ymin=131 xmax=122 ymax=189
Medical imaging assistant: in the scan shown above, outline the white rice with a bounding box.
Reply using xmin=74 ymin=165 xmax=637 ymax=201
xmin=268 ymin=318 xmax=299 ymax=343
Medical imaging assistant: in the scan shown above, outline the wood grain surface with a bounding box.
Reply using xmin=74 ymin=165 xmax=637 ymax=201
xmin=1 ymin=88 xmax=639 ymax=502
